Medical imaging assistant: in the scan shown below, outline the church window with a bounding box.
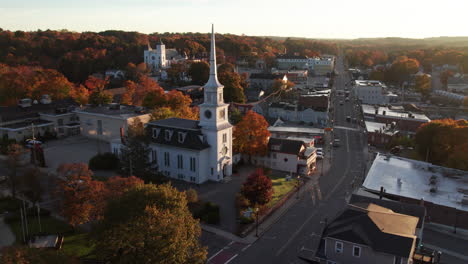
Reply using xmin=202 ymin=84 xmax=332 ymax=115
xmin=223 ymin=133 xmax=227 ymax=143
xmin=165 ymin=130 xmax=173 ymax=141
xmin=190 ymin=157 xmax=196 ymax=172
xmin=219 ymin=93 xmax=223 ymax=102
xmin=152 ymin=128 xmax=160 ymax=139
xmin=177 ymin=174 xmax=184 ymax=179
xmin=164 ymin=152 xmax=170 ymax=167
xmin=219 ymin=109 xmax=226 ymax=120
xmin=178 ymin=132 xmax=187 ymax=143
xmin=151 ymin=150 xmax=158 ymax=164
xmin=177 ymin=155 xmax=183 ymax=169
xmin=152 ymin=56 xmax=155 ymax=60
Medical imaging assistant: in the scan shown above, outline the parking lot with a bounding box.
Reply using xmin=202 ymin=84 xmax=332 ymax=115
xmin=43 ymin=135 xmax=110 ymax=172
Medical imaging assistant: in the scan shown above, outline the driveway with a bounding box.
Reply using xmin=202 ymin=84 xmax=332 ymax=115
xmin=42 ymin=136 xmax=110 ymax=172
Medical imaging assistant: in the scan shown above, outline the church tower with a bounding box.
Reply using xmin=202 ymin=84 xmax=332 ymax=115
xmin=156 ymin=39 xmax=166 ymax=69
xmin=199 ymin=24 xmax=233 ymax=181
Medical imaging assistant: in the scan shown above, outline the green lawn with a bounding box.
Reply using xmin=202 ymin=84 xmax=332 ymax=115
xmin=267 ymin=173 xmax=297 ymax=207
xmin=5 ymin=214 xmax=95 ymax=258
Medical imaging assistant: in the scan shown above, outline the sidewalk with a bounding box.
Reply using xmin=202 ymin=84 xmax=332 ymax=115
xmin=425 ymin=222 xmax=468 ymax=241
xmin=0 ymin=216 xmax=15 ymax=247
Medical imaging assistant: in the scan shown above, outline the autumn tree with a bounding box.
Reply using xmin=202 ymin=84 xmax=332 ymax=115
xmin=94 ymin=184 xmax=207 ymax=264
xmin=121 ymin=80 xmax=137 ymax=105
xmin=166 ymin=62 xmax=188 ymax=84
xmin=0 ymin=246 xmax=79 ymax=264
xmin=88 ymin=90 xmax=113 ymax=106
xmin=387 ymin=56 xmax=420 ymax=83
xmin=241 ymin=168 xmax=273 ymax=206
xmin=188 ymin=61 xmax=209 ymax=85
xmin=415 ymin=119 xmax=468 ymax=170
xmin=219 ymin=71 xmax=246 ymax=103
xmin=103 ymin=175 xmax=143 ymax=201
xmin=233 ymin=110 xmax=270 ymax=156
xmin=70 ymin=84 xmax=90 ymax=105
xmin=56 ymin=163 xmax=105 ymax=227
xmin=415 ymin=74 xmax=432 ymax=97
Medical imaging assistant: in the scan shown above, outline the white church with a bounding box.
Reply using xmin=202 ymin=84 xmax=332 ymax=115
xmin=144 ymin=40 xmax=187 ymax=72
xmin=130 ymin=25 xmax=233 ymax=183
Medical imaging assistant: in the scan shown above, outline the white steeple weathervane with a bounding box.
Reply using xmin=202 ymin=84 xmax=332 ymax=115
xmin=204 ymin=24 xmax=223 ymax=90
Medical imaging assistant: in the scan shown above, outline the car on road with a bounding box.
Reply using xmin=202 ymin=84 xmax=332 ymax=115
xmin=346 ymin=116 xmax=351 ymax=122
xmin=316 ymin=148 xmax=324 ymax=159
xmin=333 ymin=139 xmax=340 ymax=147
xmin=26 ymin=139 xmax=42 ymax=148
xmin=339 ymin=101 xmax=343 ymax=105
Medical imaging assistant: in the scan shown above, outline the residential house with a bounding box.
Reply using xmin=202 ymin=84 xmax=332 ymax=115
xmin=249 ymin=73 xmax=287 ymax=91
xmin=365 ymin=121 xmax=399 ymax=147
xmin=276 ymin=54 xmax=308 ymax=70
xmin=316 ymin=203 xmax=419 ymax=264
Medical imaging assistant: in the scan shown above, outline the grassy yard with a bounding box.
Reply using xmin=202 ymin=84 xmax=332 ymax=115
xmin=5 ymin=214 xmax=95 ymax=258
xmin=267 ymin=172 xmax=297 ymax=207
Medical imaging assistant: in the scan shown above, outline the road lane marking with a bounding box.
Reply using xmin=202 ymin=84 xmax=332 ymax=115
xmin=224 ymin=254 xmax=238 ymax=264
xmin=241 ymin=244 xmax=252 ymax=252
xmin=208 ymin=248 xmax=225 ymax=262
xmin=228 ymin=241 xmax=235 ymax=246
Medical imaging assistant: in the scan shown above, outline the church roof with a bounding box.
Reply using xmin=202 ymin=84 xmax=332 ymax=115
xmin=203 ymin=24 xmax=223 ymax=90
xmin=147 ymin=118 xmax=210 ymax=150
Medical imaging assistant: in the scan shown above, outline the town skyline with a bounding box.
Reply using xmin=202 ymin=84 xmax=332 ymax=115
xmin=2 ymin=0 xmax=468 ymax=39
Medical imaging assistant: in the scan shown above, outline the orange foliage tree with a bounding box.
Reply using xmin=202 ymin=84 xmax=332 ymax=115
xmin=233 ymin=110 xmax=270 ymax=156
xmin=56 ymin=163 xmax=143 ymax=227
xmin=415 ymin=119 xmax=468 ymax=170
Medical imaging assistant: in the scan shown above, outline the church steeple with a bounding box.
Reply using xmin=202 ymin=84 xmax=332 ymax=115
xmin=147 ymin=41 xmax=152 ymax=51
xmin=204 ymin=24 xmax=223 ymax=90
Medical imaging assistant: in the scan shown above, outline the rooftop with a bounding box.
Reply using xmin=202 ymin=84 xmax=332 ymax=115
xmin=249 ymin=73 xmax=286 ymax=80
xmin=268 ymin=125 xmax=324 ymax=135
xmin=268 ymin=137 xmax=304 ymax=155
xmin=0 ymin=119 xmax=53 ymax=130
xmin=355 ymin=80 xmax=385 ymax=87
xmin=323 ymin=203 xmax=418 ymax=258
xmin=362 ymin=104 xmax=431 ymax=122
xmin=150 ymin=117 xmax=200 ymax=130
xmin=363 ymin=153 xmax=468 ymax=211
xmin=75 ymin=104 xmax=148 ymax=119
xmin=0 ymin=98 xmax=78 ymax=123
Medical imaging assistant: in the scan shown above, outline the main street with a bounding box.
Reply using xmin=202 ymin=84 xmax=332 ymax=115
xmin=226 ymin=55 xmax=368 ymax=263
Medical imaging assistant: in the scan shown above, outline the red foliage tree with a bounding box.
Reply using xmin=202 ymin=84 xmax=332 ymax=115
xmin=233 ymin=110 xmax=271 ymax=156
xmin=241 ymin=168 xmax=273 ymax=206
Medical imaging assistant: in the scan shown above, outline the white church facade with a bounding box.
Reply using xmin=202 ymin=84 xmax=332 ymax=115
xmin=119 ymin=25 xmax=232 ymax=183
xmin=144 ymin=40 xmax=187 ymax=72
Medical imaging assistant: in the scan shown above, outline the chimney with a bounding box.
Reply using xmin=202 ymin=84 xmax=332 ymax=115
xmin=379 ymin=186 xmax=384 ymax=200
xmin=420 ymin=198 xmax=424 ymax=206
xmin=375 ymin=109 xmax=378 ymax=115
xmin=382 ymin=110 xmax=386 ymax=116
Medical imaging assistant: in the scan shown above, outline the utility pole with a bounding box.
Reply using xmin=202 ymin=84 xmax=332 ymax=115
xmin=23 ymin=200 xmax=29 ymax=240
xmin=37 ymin=204 xmax=42 ymax=233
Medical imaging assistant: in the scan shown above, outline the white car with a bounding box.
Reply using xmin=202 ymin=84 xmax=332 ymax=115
xmin=316 ymin=148 xmax=324 ymax=159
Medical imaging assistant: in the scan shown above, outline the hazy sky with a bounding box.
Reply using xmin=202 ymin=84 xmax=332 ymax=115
xmin=1 ymin=0 xmax=467 ymax=39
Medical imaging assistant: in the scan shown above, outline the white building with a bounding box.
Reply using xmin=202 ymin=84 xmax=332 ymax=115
xmin=307 ymin=57 xmax=335 ymax=76
xmin=353 ymin=80 xmax=392 ymax=105
xmin=144 ymin=40 xmax=186 ymax=72
xmin=249 ymin=137 xmax=316 ymax=176
xmin=268 ymin=102 xmax=328 ymax=126
xmin=76 ymin=104 xmax=151 ymax=143
xmin=116 ymin=25 xmax=232 ymax=184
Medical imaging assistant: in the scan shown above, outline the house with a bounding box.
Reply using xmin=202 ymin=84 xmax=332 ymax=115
xmin=315 ymin=203 xmax=420 ymax=264
xmin=0 ymin=98 xmax=80 ymax=141
xmin=362 ymin=153 xmax=468 ymax=230
xmin=268 ymin=124 xmax=325 ymax=144
xmin=276 ymin=54 xmax=308 ymax=70
xmin=75 ymin=104 xmax=151 ymax=143
xmin=249 ymin=73 xmax=287 ymax=91
xmin=268 ymin=101 xmax=328 ymax=126
xmin=285 ymin=70 xmax=308 ymax=84
xmin=249 ymin=137 xmax=316 ymax=176
xmin=365 ymin=121 xmax=399 ymax=147
xmin=112 ymin=25 xmax=233 ymax=184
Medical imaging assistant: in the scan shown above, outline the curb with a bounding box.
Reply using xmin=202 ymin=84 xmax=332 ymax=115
xmin=425 ymin=223 xmax=468 ymax=241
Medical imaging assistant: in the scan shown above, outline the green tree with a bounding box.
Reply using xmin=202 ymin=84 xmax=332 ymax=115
xmin=95 ymin=184 xmax=207 ymax=264
xmin=229 ymin=108 xmax=243 ymax=125
xmin=188 ymin=61 xmax=209 ymax=85
xmin=119 ymin=137 xmax=151 ymax=179
xmin=219 ymin=71 xmax=246 ymax=103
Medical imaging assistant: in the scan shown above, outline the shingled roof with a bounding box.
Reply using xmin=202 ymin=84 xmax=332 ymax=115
xmin=323 ymin=204 xmax=418 ymax=258
xmin=268 ymin=138 xmax=304 ymax=155
xmin=146 ymin=118 xmax=210 ymax=150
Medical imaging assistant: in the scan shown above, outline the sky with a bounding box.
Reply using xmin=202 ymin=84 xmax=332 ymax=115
xmin=1 ymin=0 xmax=468 ymax=39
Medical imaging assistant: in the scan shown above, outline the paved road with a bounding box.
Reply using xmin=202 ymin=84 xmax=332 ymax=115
xmin=423 ymin=229 xmax=468 ymax=264
xmin=215 ymin=55 xmax=368 ymax=264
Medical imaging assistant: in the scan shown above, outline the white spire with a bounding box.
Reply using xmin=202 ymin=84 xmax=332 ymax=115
xmin=204 ymin=24 xmax=223 ymax=89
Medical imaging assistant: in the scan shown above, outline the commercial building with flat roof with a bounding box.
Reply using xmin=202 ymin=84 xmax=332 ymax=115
xmin=362 ymin=153 xmax=468 ymax=229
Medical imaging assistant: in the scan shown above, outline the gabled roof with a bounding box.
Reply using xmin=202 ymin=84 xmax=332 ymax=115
xmin=147 ymin=118 xmax=210 ymax=150
xmin=323 ymin=204 xmax=418 ymax=258
xmin=268 ymin=137 xmax=304 ymax=155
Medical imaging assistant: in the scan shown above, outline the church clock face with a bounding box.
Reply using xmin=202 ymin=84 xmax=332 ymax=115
xmin=204 ymin=110 xmax=212 ymax=119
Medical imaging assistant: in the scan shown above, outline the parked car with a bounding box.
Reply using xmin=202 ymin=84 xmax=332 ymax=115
xmin=316 ymin=149 xmax=324 ymax=159
xmin=333 ymin=139 xmax=341 ymax=147
xmin=25 ymin=139 xmax=42 ymax=148
xmin=339 ymin=101 xmax=344 ymax=105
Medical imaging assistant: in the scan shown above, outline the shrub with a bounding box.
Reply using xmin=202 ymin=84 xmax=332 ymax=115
xmin=186 ymin=189 xmax=198 ymax=204
xmin=235 ymin=193 xmax=250 ymax=209
xmin=194 ymin=202 xmax=220 ymax=225
xmin=89 ymin=152 xmax=119 ymax=170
